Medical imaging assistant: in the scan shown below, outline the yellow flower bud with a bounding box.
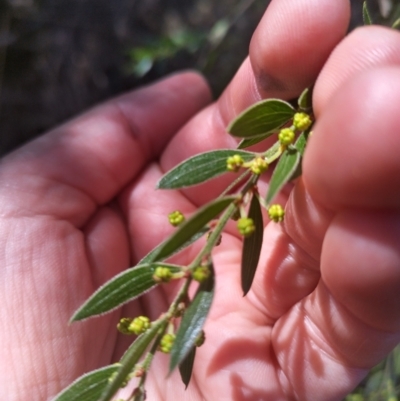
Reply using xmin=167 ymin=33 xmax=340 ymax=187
xmin=117 ymin=317 xmax=133 ymax=335
xmin=293 ymin=112 xmax=312 ymax=131
xmin=168 ymin=210 xmax=185 ymax=226
xmin=153 ymin=266 xmax=173 ymax=283
xmin=278 ymin=128 xmax=295 ymax=146
xmin=128 ymin=316 xmax=151 ymax=335
xmin=268 ymin=204 xmax=285 ymax=223
xmin=192 ymin=265 xmax=211 ymax=283
xmin=159 ymin=333 xmax=176 ymax=353
xmin=237 ymin=217 xmax=255 ymax=237
xmin=226 ymin=154 xmax=244 ymax=172
xmin=250 ymin=157 xmax=268 ymax=175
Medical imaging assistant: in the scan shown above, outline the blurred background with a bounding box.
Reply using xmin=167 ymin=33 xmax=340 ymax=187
xmin=0 ymin=0 xmax=393 ymax=156
xmin=1 ymin=1 xmax=400 ymax=400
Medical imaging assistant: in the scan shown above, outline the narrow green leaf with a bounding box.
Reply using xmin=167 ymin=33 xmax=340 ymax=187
xmin=363 ymin=1 xmax=372 ymax=25
xmin=392 ymin=18 xmax=400 ymax=30
xmin=169 ymin=266 xmax=215 ymax=374
xmin=241 ymin=194 xmax=264 ymax=296
xmin=152 ymin=196 xmax=236 ymax=261
xmin=238 ymin=133 xmax=273 ymax=149
xmin=295 ymin=131 xmax=308 ymax=157
xmin=157 ymin=150 xmax=255 ymax=189
xmin=264 ymin=141 xmax=283 ymax=163
xmin=298 ymin=87 xmax=313 ymax=111
xmin=227 ymin=99 xmax=295 ymax=138
xmin=265 ymin=132 xmax=308 ymax=205
xmin=71 ymin=263 xmax=182 ymax=321
xmin=138 ymin=228 xmax=209 ymax=264
xmin=179 ymin=346 xmax=196 ymax=388
xmin=266 ymin=138 xmax=304 ymax=205
xmin=99 ymin=320 xmax=164 ymax=401
xmin=52 ymin=365 xmax=119 ymax=401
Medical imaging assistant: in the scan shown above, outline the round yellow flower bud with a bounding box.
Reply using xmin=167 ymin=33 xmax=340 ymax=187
xmin=237 ymin=217 xmax=255 ymax=237
xmin=153 ymin=266 xmax=173 ymax=283
xmin=250 ymin=157 xmax=268 ymax=175
xmin=117 ymin=317 xmax=133 ymax=335
xmin=278 ymin=128 xmax=295 ymax=146
xmin=226 ymin=154 xmax=244 ymax=172
xmin=192 ymin=265 xmax=211 ymax=283
xmin=293 ymin=112 xmax=312 ymax=131
xmin=168 ymin=210 xmax=185 ymax=226
xmin=268 ymin=204 xmax=285 ymax=223
xmin=129 ymin=316 xmax=151 ymax=335
xmin=159 ymin=333 xmax=176 ymax=353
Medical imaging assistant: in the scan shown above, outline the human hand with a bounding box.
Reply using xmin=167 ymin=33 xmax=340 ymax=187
xmin=2 ymin=0 xmax=400 ymax=400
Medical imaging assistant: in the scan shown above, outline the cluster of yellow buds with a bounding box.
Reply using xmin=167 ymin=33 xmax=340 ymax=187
xmin=159 ymin=333 xmax=176 ymax=353
xmin=293 ymin=112 xmax=312 ymax=131
xmin=278 ymin=127 xmax=295 ymax=146
xmin=268 ymin=204 xmax=285 ymax=223
xmin=192 ymin=265 xmax=211 ymax=283
xmin=227 ymin=154 xmax=269 ymax=176
xmin=153 ymin=266 xmax=174 ymax=283
xmin=226 ymin=154 xmax=244 ymax=172
xmin=250 ymin=157 xmax=269 ymax=175
xmin=129 ymin=316 xmax=151 ymax=335
xmin=168 ymin=210 xmax=185 ymax=226
xmin=117 ymin=316 xmax=151 ymax=336
xmin=278 ymin=112 xmax=312 ymax=148
xmin=237 ymin=217 xmax=255 ymax=237
xmin=117 ymin=317 xmax=134 ymax=335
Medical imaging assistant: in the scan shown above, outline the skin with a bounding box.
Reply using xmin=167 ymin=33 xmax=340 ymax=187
xmin=1 ymin=0 xmax=400 ymax=399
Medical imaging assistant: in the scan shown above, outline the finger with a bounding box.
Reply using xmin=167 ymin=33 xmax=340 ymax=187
xmin=249 ymin=0 xmax=350 ymax=99
xmin=247 ymin=40 xmax=400 ymax=324
xmin=246 ymin=179 xmax=334 ymax=320
xmin=0 ymin=72 xmax=211 ymax=227
xmin=271 ymin=211 xmax=400 ymax=401
xmin=159 ymin=0 xmax=350 ymax=206
xmin=314 ymin=26 xmax=400 ymax=116
xmin=270 ymin=67 xmax=400 ymax=400
xmin=305 ymin=66 xmax=400 ymax=210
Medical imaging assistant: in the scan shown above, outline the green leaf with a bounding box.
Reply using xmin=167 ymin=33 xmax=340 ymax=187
xmin=179 ymin=346 xmax=196 ymax=388
xmin=363 ymin=1 xmax=372 ymax=25
xmin=52 ymin=365 xmax=119 ymax=401
xmin=298 ymin=87 xmax=313 ymax=111
xmin=266 ymin=132 xmax=308 ymax=205
xmin=99 ymin=320 xmax=164 ymax=401
xmin=238 ymin=134 xmax=272 ymax=149
xmin=288 ymin=132 xmax=308 ymax=181
xmin=227 ymin=99 xmax=295 ymax=138
xmin=157 ymin=149 xmax=255 ymax=189
xmin=295 ymin=131 xmax=308 ymax=157
xmin=71 ymin=263 xmax=182 ymax=321
xmin=151 ymin=196 xmax=236 ymax=261
xmin=169 ymin=265 xmax=215 ymax=374
xmin=392 ymin=18 xmax=400 ymax=30
xmin=264 ymin=141 xmax=283 ymax=163
xmin=266 ymin=140 xmax=303 ymax=206
xmin=241 ymin=194 xmax=264 ymax=295
xmin=138 ymin=228 xmax=209 ymax=265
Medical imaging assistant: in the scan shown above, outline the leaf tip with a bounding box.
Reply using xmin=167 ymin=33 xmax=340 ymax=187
xmin=155 ymin=178 xmax=163 ymax=190
xmin=362 ymin=1 xmax=372 ymax=25
xmin=69 ymin=311 xmax=84 ymax=324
